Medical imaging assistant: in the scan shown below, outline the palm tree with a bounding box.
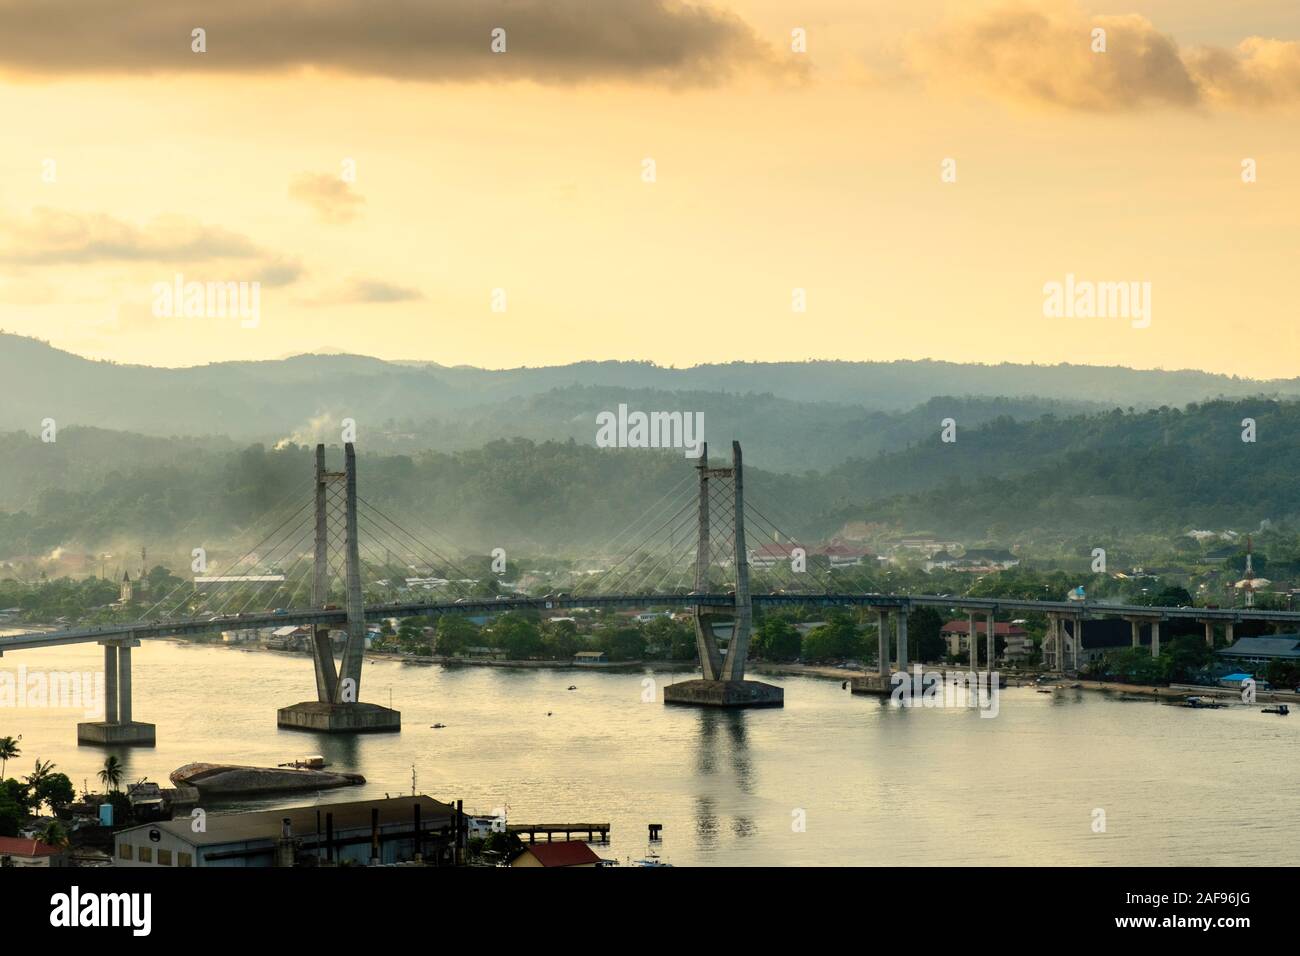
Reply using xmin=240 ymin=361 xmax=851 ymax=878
xmin=98 ymin=755 xmax=122 ymax=793
xmin=39 ymin=820 xmax=68 ymax=848
xmin=0 ymin=735 xmax=19 ymax=779
xmin=24 ymin=758 xmax=54 ymax=789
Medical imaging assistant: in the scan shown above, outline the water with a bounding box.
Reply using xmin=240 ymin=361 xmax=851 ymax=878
xmin=3 ymin=639 xmax=1296 ymax=865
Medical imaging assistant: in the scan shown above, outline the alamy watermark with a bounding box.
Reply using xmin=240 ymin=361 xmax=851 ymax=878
xmin=1042 ymin=274 xmax=1151 ymax=329
xmin=889 ymin=665 xmax=1000 ymax=718
xmin=0 ymin=666 xmax=104 ymax=718
xmin=152 ymin=272 xmax=260 ymax=328
xmin=596 ymin=404 xmax=703 ymax=458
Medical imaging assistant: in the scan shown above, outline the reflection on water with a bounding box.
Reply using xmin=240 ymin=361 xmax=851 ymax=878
xmin=3 ymin=640 xmax=1297 ymax=866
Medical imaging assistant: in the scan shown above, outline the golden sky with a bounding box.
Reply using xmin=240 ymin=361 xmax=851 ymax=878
xmin=0 ymin=0 xmax=1297 ymax=376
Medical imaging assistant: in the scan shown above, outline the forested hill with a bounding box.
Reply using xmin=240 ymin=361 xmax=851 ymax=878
xmin=5 ymin=333 xmax=1300 ymax=456
xmin=2 ymin=398 xmax=1299 ymax=559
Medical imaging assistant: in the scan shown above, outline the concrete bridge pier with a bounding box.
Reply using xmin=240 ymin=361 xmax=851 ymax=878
xmin=278 ymin=442 xmax=401 ymax=733
xmin=77 ymin=637 xmax=156 ymax=746
xmin=984 ymin=612 xmax=995 ymax=671
xmin=664 ymin=441 xmax=782 ymax=708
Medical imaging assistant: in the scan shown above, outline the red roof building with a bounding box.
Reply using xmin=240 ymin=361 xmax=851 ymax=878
xmin=0 ymin=836 xmax=67 ymax=867
xmin=511 ymin=841 xmax=602 ymax=868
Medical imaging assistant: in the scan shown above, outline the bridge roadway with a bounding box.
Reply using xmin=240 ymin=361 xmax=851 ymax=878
xmin=2 ymin=592 xmax=1298 ymax=654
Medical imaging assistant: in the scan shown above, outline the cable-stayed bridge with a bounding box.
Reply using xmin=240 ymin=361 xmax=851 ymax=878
xmin=3 ymin=440 xmax=1297 ymax=745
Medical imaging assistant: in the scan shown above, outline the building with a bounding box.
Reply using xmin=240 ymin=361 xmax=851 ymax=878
xmin=511 ymin=841 xmax=601 ymax=868
xmin=574 ymin=650 xmax=608 ymax=664
xmin=0 ymin=836 xmax=67 ymax=868
xmin=1217 ymin=635 xmax=1300 ymax=667
xmin=113 ymin=795 xmax=462 ymax=867
xmin=940 ymin=620 xmax=1028 ymax=657
xmin=925 ymin=549 xmax=1020 ymax=573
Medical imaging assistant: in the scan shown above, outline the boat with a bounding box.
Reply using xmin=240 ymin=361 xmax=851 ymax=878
xmin=1261 ymin=704 xmax=1290 ymax=716
xmin=431 ymin=723 xmax=447 ymax=729
xmin=630 ymin=847 xmax=672 ymax=867
xmin=567 ymin=685 xmax=577 ymax=691
xmin=277 ymin=754 xmax=328 ymax=769
xmin=1036 ymin=689 xmax=1054 ymax=694
xmin=170 ymin=762 xmax=364 ymax=796
xmin=1183 ymin=696 xmax=1225 ymax=709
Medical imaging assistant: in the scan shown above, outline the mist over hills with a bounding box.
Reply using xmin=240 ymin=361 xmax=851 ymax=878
xmin=5 ymin=333 xmax=1300 ymax=467
xmin=3 ymin=333 xmax=1299 ymax=562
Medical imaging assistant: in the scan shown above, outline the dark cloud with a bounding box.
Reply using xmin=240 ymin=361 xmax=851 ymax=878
xmin=0 ymin=0 xmax=795 ymax=85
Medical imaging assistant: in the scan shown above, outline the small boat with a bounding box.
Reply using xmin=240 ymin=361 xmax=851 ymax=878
xmin=430 ymin=723 xmax=447 ymax=729
xmin=631 ymin=847 xmax=672 ymax=868
xmin=277 ymin=754 xmax=328 ymax=769
xmin=1036 ymin=689 xmax=1054 ymax=694
xmin=1261 ymin=705 xmax=1290 ymax=716
xmin=1183 ymin=696 xmax=1224 ymax=709
xmin=567 ymin=685 xmax=577 ymax=691
xmin=1068 ymin=682 xmax=1082 ymax=689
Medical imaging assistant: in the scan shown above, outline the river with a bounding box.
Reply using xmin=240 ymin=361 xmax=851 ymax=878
xmin=3 ymin=639 xmax=1295 ymax=865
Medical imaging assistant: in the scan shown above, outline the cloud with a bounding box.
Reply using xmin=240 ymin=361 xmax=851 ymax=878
xmin=290 ymin=173 xmax=365 ymax=224
xmin=0 ymin=0 xmax=797 ymax=86
xmin=0 ymin=208 xmax=304 ymax=289
xmin=908 ymin=2 xmax=1300 ymax=112
xmin=308 ymin=279 xmax=424 ymax=304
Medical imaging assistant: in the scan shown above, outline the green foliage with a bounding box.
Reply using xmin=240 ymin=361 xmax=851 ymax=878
xmin=752 ymin=616 xmax=802 ymax=662
xmin=801 ymin=611 xmax=863 ymax=662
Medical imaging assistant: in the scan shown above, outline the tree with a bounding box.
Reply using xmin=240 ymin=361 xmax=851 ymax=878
xmin=802 ymin=612 xmax=862 ymax=662
xmin=908 ymin=606 xmax=946 ymax=662
xmin=0 ymin=787 xmax=23 ymax=838
xmin=605 ymin=626 xmax=646 ymax=662
xmin=493 ymin=613 xmax=543 ymax=660
xmin=541 ymin=618 xmax=581 ymax=659
xmin=98 ymin=755 xmax=123 ymax=793
xmin=434 ymin=616 xmax=478 ymax=656
xmin=34 ymin=772 xmax=74 ymax=815
xmin=39 ymin=820 xmax=69 ymax=848
xmin=0 ymin=735 xmax=19 ymax=779
xmin=753 ymin=617 xmax=801 ymax=662
xmin=23 ymin=758 xmax=55 ymax=792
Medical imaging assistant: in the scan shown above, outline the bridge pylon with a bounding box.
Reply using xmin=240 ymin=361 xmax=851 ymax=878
xmin=664 ymin=441 xmax=783 ymax=708
xmin=277 ymin=442 xmax=400 ymax=734
xmin=76 ymin=634 xmax=156 ymax=746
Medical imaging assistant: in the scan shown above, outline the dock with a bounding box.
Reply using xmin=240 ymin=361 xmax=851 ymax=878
xmin=508 ymin=823 xmax=610 ymax=843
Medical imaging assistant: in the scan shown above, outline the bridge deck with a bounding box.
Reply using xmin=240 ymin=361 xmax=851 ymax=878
xmin=2 ymin=592 xmax=1294 ymax=652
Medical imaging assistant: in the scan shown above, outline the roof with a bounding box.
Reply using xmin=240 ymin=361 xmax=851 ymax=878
xmin=517 ymin=841 xmax=601 ymax=867
xmin=0 ymin=836 xmax=61 ymax=857
xmin=1218 ymin=636 xmax=1300 ymax=659
xmin=940 ymin=620 xmax=1028 ymax=636
xmin=115 ymin=795 xmax=456 ymax=848
xmin=1221 ymin=673 xmax=1254 ymax=681
xmin=574 ymin=650 xmax=606 ymax=657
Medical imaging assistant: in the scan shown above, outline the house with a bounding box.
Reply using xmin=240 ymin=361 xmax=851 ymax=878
xmin=940 ymin=620 xmax=1029 ymax=657
xmin=814 ymin=544 xmax=872 ymax=568
xmin=113 ymin=795 xmax=460 ymax=867
xmin=1217 ymin=636 xmax=1300 ymax=667
xmin=511 ymin=841 xmax=601 ymax=868
xmin=749 ymin=543 xmax=799 ymax=569
xmin=574 ymin=650 xmax=608 ymax=665
xmin=925 ymin=549 xmax=1020 ymax=573
xmin=0 ymin=836 xmax=67 ymax=867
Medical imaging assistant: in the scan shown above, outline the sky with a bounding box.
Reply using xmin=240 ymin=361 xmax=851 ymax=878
xmin=0 ymin=0 xmax=1297 ymax=376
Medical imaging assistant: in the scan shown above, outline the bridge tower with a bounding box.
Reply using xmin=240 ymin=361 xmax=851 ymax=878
xmin=277 ymin=442 xmax=401 ymax=733
xmin=664 ymin=441 xmax=783 ymax=708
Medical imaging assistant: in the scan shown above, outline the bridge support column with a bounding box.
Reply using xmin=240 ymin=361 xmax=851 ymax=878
xmin=78 ymin=637 xmax=155 ymax=747
xmin=665 ymin=441 xmax=782 ymax=708
xmin=1131 ymin=619 xmax=1141 ymax=648
xmin=1225 ymin=622 xmax=1234 ymax=646
xmin=985 ymin=613 xmax=995 ymax=672
xmin=279 ymin=442 xmax=401 ymax=734
xmin=895 ymin=608 xmax=908 ymax=671
xmin=103 ymin=643 xmax=118 ymax=724
xmin=1202 ymin=620 xmax=1214 ymax=647
xmin=877 ymin=609 xmax=889 ymax=677
xmin=968 ymin=612 xmax=977 ymax=669
xmin=1150 ymin=619 xmax=1160 ymax=658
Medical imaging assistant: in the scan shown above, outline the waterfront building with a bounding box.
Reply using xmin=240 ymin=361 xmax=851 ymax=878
xmin=112 ymin=795 xmax=463 ymax=867
xmin=1217 ymin=635 xmax=1300 ymax=667
xmin=510 ymin=841 xmax=601 ymax=868
xmin=574 ymin=650 xmax=608 ymax=664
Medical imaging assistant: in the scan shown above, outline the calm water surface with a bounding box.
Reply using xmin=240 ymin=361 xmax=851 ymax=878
xmin=4 ymin=638 xmax=1296 ymax=866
